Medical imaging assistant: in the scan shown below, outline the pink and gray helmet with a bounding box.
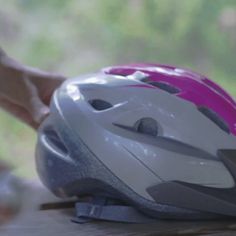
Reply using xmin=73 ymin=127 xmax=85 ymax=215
xmin=36 ymin=63 xmax=236 ymax=222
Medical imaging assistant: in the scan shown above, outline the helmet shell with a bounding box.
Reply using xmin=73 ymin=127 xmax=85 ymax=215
xmin=36 ymin=63 xmax=236 ymax=219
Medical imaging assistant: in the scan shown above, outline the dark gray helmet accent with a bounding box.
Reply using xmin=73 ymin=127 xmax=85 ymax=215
xmin=147 ymin=150 xmax=236 ymax=217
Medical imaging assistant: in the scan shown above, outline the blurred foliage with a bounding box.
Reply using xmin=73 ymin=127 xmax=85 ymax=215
xmin=0 ymin=0 xmax=236 ymax=177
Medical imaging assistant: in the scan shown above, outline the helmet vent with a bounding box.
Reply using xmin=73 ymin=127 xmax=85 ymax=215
xmin=89 ymin=99 xmax=112 ymax=111
xmin=135 ymin=118 xmax=158 ymax=137
xmin=198 ymin=107 xmax=230 ymax=134
xmin=141 ymin=79 xmax=180 ymax=94
xmin=44 ymin=129 xmax=68 ymax=155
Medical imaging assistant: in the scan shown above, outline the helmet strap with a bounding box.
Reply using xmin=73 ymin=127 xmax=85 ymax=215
xmin=72 ymin=196 xmax=156 ymax=224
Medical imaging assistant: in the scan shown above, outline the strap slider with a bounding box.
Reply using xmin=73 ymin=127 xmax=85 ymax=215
xmin=89 ymin=205 xmax=102 ymax=217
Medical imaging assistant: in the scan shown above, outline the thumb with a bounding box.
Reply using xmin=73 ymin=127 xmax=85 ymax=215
xmin=23 ymin=73 xmax=50 ymax=124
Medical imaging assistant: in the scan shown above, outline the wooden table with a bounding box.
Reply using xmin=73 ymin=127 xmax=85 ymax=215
xmin=1 ymin=183 xmax=236 ymax=236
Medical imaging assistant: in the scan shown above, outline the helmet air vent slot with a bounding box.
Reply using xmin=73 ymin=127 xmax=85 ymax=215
xmin=89 ymin=99 xmax=113 ymax=111
xmin=198 ymin=107 xmax=230 ymax=134
xmin=141 ymin=79 xmax=180 ymax=94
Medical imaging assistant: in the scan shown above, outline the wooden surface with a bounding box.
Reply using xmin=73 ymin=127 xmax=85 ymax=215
xmin=1 ymin=183 xmax=236 ymax=236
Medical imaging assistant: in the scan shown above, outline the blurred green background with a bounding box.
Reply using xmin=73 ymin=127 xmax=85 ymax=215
xmin=0 ymin=0 xmax=236 ymax=178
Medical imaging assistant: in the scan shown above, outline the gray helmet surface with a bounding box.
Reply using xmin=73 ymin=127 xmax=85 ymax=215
xmin=36 ymin=70 xmax=236 ymax=220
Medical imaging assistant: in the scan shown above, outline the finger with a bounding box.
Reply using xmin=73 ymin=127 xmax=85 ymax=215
xmin=0 ymin=96 xmax=39 ymax=129
xmin=23 ymin=74 xmax=50 ymax=124
xmin=28 ymin=72 xmax=66 ymax=105
xmin=0 ymin=47 xmax=66 ymax=107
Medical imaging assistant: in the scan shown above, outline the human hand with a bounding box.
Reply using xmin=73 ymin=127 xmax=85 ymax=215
xmin=0 ymin=48 xmax=67 ymax=129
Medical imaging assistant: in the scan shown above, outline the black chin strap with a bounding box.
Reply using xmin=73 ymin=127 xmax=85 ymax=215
xmin=72 ymin=196 xmax=156 ymax=224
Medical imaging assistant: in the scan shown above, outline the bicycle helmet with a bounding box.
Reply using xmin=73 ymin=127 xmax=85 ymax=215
xmin=36 ymin=63 xmax=236 ymax=222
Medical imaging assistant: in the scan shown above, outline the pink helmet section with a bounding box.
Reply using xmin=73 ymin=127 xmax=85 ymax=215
xmin=104 ymin=63 xmax=236 ymax=136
